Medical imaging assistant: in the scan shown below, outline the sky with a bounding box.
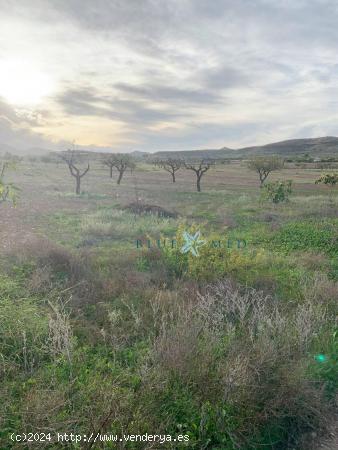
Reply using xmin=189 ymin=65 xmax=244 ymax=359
xmin=1 ymin=0 xmax=338 ymax=153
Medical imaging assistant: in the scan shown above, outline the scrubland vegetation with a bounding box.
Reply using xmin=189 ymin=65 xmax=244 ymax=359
xmin=0 ymin=156 xmax=337 ymax=449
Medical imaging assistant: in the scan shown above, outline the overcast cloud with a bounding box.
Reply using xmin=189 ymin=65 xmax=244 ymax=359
xmin=1 ymin=0 xmax=338 ymax=153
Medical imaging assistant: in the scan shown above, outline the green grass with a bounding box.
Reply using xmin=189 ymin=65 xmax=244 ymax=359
xmin=1 ymin=161 xmax=337 ymax=449
xmin=270 ymin=219 xmax=338 ymax=256
xmin=81 ymin=207 xmax=177 ymax=238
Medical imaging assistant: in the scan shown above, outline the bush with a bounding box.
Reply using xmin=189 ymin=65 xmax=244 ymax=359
xmin=261 ymin=180 xmax=293 ymax=203
xmin=0 ymin=160 xmax=20 ymax=206
xmin=161 ymin=223 xmax=268 ymax=282
xmin=315 ymin=173 xmax=338 ymax=186
xmin=143 ymin=279 xmax=333 ymax=449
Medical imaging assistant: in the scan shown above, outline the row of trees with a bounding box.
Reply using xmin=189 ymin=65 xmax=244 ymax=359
xmin=1 ymin=152 xmax=336 ymax=205
xmin=154 ymin=158 xmax=216 ymax=192
xmin=60 ymin=151 xmax=338 ymax=195
xmin=60 ymin=151 xmax=136 ymax=194
xmin=60 ymin=150 xmax=217 ymax=193
xmin=153 ymin=155 xmax=285 ymax=191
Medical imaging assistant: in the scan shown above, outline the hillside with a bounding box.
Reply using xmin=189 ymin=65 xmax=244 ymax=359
xmin=151 ymin=137 xmax=338 ymax=160
xmin=3 ymin=137 xmax=338 ymax=161
xmin=149 ymin=147 xmax=233 ymax=160
xmin=236 ymin=136 xmax=338 ymax=158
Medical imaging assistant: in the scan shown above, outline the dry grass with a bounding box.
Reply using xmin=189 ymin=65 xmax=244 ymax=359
xmin=296 ymin=251 xmax=331 ymax=272
xmin=302 ymin=272 xmax=338 ymax=306
xmin=80 ymin=208 xmax=177 ymax=238
xmin=48 ymin=298 xmax=73 ymax=364
xmin=1 ymin=160 xmax=337 ymax=449
xmin=146 ymin=278 xmax=333 ymax=444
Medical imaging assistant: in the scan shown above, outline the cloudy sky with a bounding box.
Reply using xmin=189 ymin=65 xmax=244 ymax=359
xmin=1 ymin=0 xmax=338 ymax=153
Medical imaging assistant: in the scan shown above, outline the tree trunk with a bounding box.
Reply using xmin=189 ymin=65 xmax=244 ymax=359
xmin=259 ymin=173 xmax=264 ymax=187
xmin=117 ymin=170 xmax=123 ymax=185
xmin=76 ymin=176 xmax=81 ymax=194
xmin=259 ymin=171 xmax=268 ymax=187
xmin=110 ymin=166 xmax=113 ymax=178
xmin=172 ymin=172 xmax=176 ymax=183
xmin=197 ymin=176 xmax=201 ymax=192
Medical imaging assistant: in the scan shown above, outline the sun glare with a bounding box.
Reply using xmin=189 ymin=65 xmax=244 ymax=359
xmin=0 ymin=59 xmax=54 ymax=106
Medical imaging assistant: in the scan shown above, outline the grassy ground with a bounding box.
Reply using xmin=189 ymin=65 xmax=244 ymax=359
xmin=0 ymin=160 xmax=337 ymax=449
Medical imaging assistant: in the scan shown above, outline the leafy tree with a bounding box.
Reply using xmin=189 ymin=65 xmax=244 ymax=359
xmin=103 ymin=154 xmax=135 ymax=184
xmin=184 ymin=159 xmax=215 ymax=192
xmin=261 ymin=180 xmax=293 ymax=204
xmin=60 ymin=150 xmax=90 ymax=194
xmin=154 ymin=158 xmax=182 ymax=183
xmin=0 ymin=160 xmax=20 ymax=205
xmin=315 ymin=173 xmax=338 ymax=187
xmin=248 ymin=155 xmax=284 ymax=186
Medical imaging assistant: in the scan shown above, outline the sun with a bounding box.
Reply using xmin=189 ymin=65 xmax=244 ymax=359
xmin=0 ymin=59 xmax=54 ymax=106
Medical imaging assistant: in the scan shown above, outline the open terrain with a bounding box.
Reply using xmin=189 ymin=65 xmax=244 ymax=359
xmin=0 ymin=159 xmax=337 ymax=449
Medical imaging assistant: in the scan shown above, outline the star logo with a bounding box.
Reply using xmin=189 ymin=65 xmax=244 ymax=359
xmin=180 ymin=230 xmax=206 ymax=257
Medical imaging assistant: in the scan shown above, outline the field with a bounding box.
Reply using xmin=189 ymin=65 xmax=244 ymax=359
xmin=0 ymin=159 xmax=337 ymax=449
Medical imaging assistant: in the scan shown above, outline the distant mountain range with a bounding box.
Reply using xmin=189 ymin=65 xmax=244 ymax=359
xmin=151 ymin=137 xmax=338 ymax=160
xmin=150 ymin=147 xmax=233 ymax=160
xmin=2 ymin=136 xmax=338 ymax=160
xmin=231 ymin=136 xmax=338 ymax=158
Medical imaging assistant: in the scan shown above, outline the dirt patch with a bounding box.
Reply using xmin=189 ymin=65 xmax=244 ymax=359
xmin=123 ymin=202 xmax=178 ymax=218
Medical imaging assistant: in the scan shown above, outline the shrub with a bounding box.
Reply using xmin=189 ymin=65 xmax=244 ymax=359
xmin=0 ymin=180 xmax=20 ymax=205
xmin=0 ymin=160 xmax=20 ymax=205
xmin=261 ymin=179 xmax=293 ymax=203
xmin=161 ymin=223 xmax=267 ymax=282
xmin=145 ymin=279 xmax=333 ymax=449
xmin=315 ymin=173 xmax=338 ymax=187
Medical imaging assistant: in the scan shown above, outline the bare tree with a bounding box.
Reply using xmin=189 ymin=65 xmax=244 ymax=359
xmin=184 ymin=159 xmax=214 ymax=192
xmin=154 ymin=158 xmax=182 ymax=183
xmin=103 ymin=154 xmax=135 ymax=184
xmin=61 ymin=150 xmax=90 ymax=194
xmin=247 ymin=155 xmax=284 ymax=187
xmin=103 ymin=156 xmax=115 ymax=178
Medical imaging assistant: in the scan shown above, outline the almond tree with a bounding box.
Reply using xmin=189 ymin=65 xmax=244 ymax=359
xmin=103 ymin=156 xmax=115 ymax=178
xmin=248 ymin=155 xmax=284 ymax=187
xmin=184 ymin=159 xmax=215 ymax=192
xmin=103 ymin=154 xmax=135 ymax=184
xmin=154 ymin=158 xmax=182 ymax=183
xmin=61 ymin=150 xmax=90 ymax=194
